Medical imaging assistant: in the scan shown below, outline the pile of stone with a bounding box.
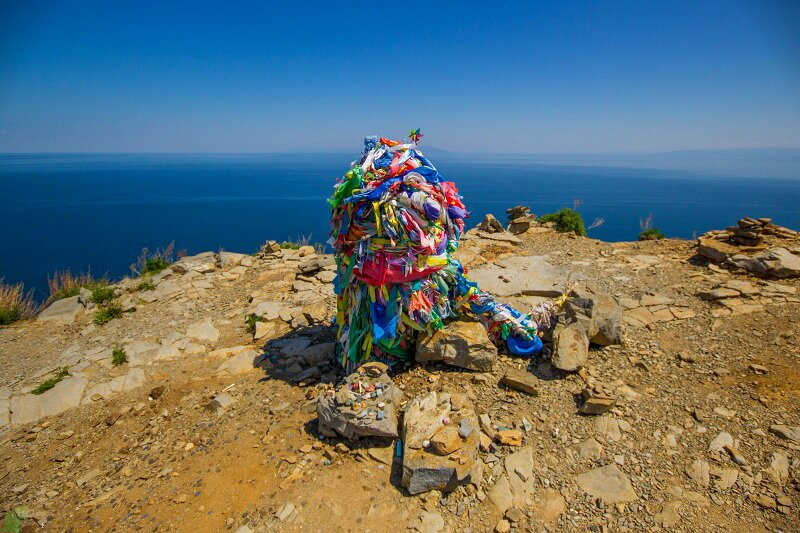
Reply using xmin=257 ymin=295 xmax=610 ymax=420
xmin=316 ymin=362 xmax=403 ymax=439
xmin=697 ymin=218 xmax=800 ymax=278
xmin=476 ymin=213 xmax=505 ymax=234
xmin=505 ymin=206 xmax=537 ymax=235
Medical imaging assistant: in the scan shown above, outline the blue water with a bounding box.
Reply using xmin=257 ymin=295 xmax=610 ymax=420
xmin=1 ymin=153 xmax=799 ymax=301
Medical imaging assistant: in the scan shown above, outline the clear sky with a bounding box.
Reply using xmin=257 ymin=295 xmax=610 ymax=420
xmin=1 ymin=0 xmax=799 ymax=153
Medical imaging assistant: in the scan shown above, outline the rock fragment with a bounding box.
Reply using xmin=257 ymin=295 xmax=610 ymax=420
xmin=575 ymin=464 xmax=637 ymax=503
xmin=416 ymin=317 xmax=497 ymax=371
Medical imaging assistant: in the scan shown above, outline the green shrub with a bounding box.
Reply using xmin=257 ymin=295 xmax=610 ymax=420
xmin=94 ymin=304 xmax=123 ymax=325
xmin=141 ymin=258 xmax=170 ymax=275
xmin=245 ymin=313 xmax=266 ymax=333
xmin=638 ymin=228 xmax=666 ymax=241
xmin=89 ymin=285 xmax=115 ymax=304
xmin=136 ymin=279 xmax=156 ymax=291
xmin=31 ymin=367 xmax=70 ymax=395
xmin=538 ymin=208 xmax=586 ymax=236
xmin=112 ymin=345 xmax=127 ymax=367
xmin=280 ymin=242 xmax=301 ymax=250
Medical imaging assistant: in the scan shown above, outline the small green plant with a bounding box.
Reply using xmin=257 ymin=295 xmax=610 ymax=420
xmin=0 ymin=279 xmax=37 ymax=326
xmin=136 ymin=279 xmax=156 ymax=291
xmin=638 ymin=214 xmax=665 ymax=240
xmin=111 ymin=345 xmax=127 ymax=367
xmin=89 ymin=285 xmax=115 ymax=304
xmin=31 ymin=366 xmax=70 ymax=395
xmin=94 ymin=303 xmax=123 ymax=325
xmin=639 ymin=228 xmax=666 ymax=240
xmin=130 ymin=241 xmax=177 ymax=276
xmin=245 ymin=313 xmax=266 ymax=333
xmin=280 ymin=242 xmax=301 ymax=250
xmin=141 ymin=258 xmax=170 ymax=275
xmin=538 ymin=207 xmax=587 ymax=236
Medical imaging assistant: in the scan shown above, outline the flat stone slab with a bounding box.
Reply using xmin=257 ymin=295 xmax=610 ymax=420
xmin=575 ymin=464 xmax=637 ymax=503
xmin=467 ymin=256 xmax=576 ymax=298
xmin=10 ymin=376 xmax=89 ymax=425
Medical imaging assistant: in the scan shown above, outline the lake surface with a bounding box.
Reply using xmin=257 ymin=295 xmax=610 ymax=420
xmin=2 ymin=152 xmax=799 ymax=301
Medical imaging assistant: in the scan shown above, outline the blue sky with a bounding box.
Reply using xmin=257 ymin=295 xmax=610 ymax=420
xmin=0 ymin=0 xmax=798 ymax=153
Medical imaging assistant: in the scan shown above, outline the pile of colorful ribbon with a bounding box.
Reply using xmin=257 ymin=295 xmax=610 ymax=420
xmin=329 ymin=132 xmax=564 ymax=371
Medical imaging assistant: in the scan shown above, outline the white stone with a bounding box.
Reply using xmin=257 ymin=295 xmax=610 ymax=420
xmin=186 ymin=318 xmax=220 ymax=343
xmin=10 ymin=377 xmax=89 ymax=425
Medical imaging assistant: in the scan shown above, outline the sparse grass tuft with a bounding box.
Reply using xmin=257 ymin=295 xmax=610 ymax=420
xmin=0 ymin=279 xmax=37 ymax=326
xmin=94 ymin=303 xmax=123 ymax=325
xmin=538 ymin=208 xmax=586 ymax=236
xmin=46 ymin=269 xmax=109 ymax=303
xmin=136 ymin=279 xmax=156 ymax=291
xmin=131 ymin=241 xmax=177 ymax=276
xmin=245 ymin=313 xmax=266 ymax=333
xmin=112 ymin=345 xmax=127 ymax=367
xmin=31 ymin=366 xmax=70 ymax=395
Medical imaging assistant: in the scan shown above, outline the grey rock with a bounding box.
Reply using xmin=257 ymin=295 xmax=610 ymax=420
xmin=37 ymin=296 xmax=84 ymax=325
xmin=576 ymin=438 xmax=604 ymax=460
xmin=575 ymin=464 xmax=637 ymax=503
xmin=503 ymin=447 xmax=537 ymax=507
xmin=299 ymin=342 xmax=335 ymax=366
xmin=123 ymin=341 xmax=162 ymax=366
xmin=500 ymin=368 xmax=538 ymax=395
xmin=10 ymin=376 xmax=89 ymax=425
xmin=708 ymin=431 xmax=734 ymax=453
xmin=477 ymin=213 xmax=505 ymax=233
xmin=416 ymin=317 xmax=496 ymax=371
xmin=564 ymin=288 xmax=624 ymax=346
xmin=0 ymin=399 xmax=9 ymax=427
xmin=216 ymin=349 xmax=259 ymax=375
xmin=467 ymin=256 xmax=577 ymax=298
xmin=186 ymin=318 xmax=219 ymax=343
xmin=685 ymin=459 xmax=710 ymax=487
xmin=769 ymin=424 xmax=800 ymax=444
xmin=219 ymin=251 xmax=247 ymax=268
xmin=732 ymin=247 xmax=800 ymax=278
xmin=551 ymin=319 xmax=589 ymax=371
xmin=268 ymin=336 xmax=314 ymax=357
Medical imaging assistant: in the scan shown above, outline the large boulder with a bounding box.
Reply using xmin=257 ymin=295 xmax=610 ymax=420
xmin=566 ymin=288 xmax=624 ymax=346
xmin=416 ymin=317 xmax=496 ymax=371
xmin=37 ymin=296 xmax=84 ymax=325
xmin=317 ymin=362 xmax=402 ymax=439
xmin=401 ymin=391 xmax=482 ymax=495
